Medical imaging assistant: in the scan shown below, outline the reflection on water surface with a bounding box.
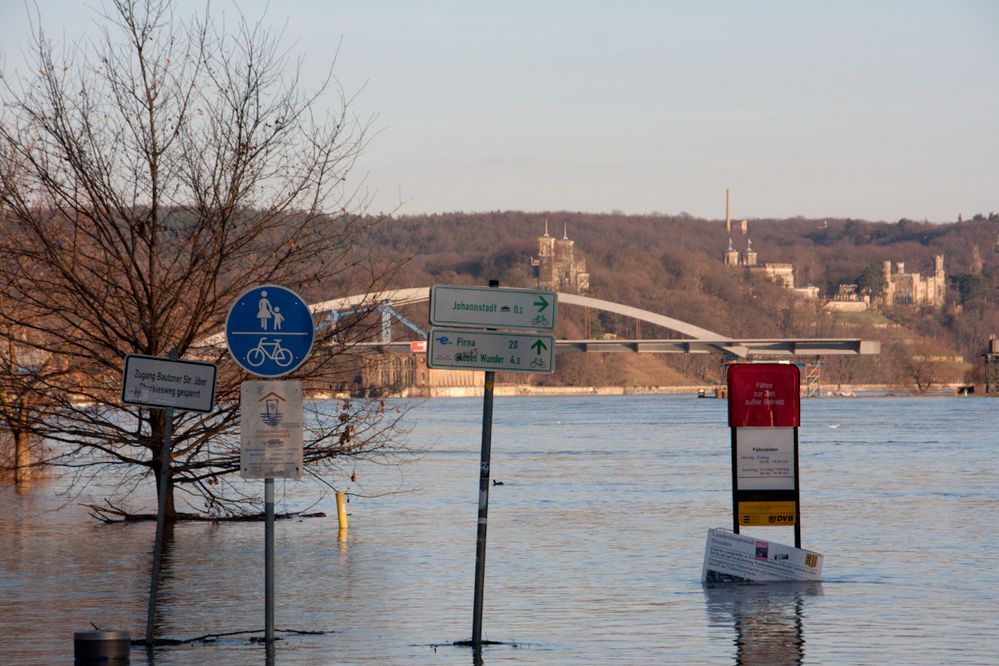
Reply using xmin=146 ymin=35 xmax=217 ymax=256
xmin=1 ymin=395 xmax=997 ymax=664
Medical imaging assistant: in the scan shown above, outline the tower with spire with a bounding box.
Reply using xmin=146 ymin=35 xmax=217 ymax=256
xmin=741 ymin=238 xmax=757 ymax=267
xmin=530 ymin=219 xmax=589 ymax=294
xmin=723 ymin=238 xmax=739 ymax=266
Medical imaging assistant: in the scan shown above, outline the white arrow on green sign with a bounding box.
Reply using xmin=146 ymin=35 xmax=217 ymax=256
xmin=429 ymin=285 xmax=557 ymax=331
xmin=427 ymin=327 xmax=555 ymax=374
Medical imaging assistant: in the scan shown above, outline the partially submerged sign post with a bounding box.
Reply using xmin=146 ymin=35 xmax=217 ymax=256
xmin=120 ymin=353 xmax=217 ymax=646
xmin=226 ymin=284 xmax=313 ymax=655
xmin=428 ymin=282 xmax=556 ymax=653
xmin=702 ymin=363 xmax=823 ymax=583
xmin=727 ymin=363 xmax=801 ymax=545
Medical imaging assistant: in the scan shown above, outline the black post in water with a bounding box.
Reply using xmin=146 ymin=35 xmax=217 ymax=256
xmin=471 ymin=279 xmax=499 ymax=650
xmin=145 ymin=405 xmax=174 ymax=647
xmin=265 ymin=477 xmax=275 ymax=654
xmin=472 ymin=370 xmax=495 ymax=648
xmin=730 ymin=427 xmax=739 ymax=535
xmin=793 ymin=428 xmax=801 ymax=549
xmin=146 ymin=351 xmax=178 ymax=649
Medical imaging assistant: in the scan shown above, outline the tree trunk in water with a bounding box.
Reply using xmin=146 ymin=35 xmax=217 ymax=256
xmin=14 ymin=431 xmax=31 ymax=489
xmin=152 ymin=451 xmax=177 ymax=522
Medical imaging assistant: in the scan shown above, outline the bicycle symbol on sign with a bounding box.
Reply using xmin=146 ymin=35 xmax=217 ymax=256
xmin=532 ymin=314 xmax=549 ymax=327
xmin=530 ymin=356 xmax=546 ymax=369
xmin=246 ymin=337 xmax=294 ymax=368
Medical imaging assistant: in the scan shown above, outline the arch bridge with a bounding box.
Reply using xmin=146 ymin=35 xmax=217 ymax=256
xmin=308 ymin=287 xmax=879 ymax=359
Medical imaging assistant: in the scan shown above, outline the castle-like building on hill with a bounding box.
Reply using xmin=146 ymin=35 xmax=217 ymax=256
xmin=882 ymin=255 xmax=945 ymax=309
xmin=723 ymin=237 xmax=810 ymax=296
xmin=722 ymin=236 xmax=945 ymax=309
xmin=719 ymin=190 xmax=944 ymax=309
xmin=531 ymin=221 xmax=589 ymax=294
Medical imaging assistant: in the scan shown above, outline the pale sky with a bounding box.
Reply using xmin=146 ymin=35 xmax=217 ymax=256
xmin=2 ymin=1 xmax=997 ymax=222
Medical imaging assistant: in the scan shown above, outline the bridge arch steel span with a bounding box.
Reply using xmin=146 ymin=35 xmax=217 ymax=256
xmin=203 ymin=287 xmax=877 ymax=357
xmin=308 ymin=287 xmax=725 ymax=340
xmin=308 ymin=289 xmax=879 ymax=357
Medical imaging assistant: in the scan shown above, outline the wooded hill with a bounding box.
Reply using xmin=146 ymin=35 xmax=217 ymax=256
xmin=353 ymin=211 xmax=999 ymax=390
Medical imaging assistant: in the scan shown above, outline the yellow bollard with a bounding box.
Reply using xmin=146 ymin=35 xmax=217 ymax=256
xmin=336 ymin=490 xmax=349 ymax=530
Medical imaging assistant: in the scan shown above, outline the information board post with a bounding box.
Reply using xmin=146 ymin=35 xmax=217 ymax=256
xmin=471 ymin=279 xmax=500 ymax=653
xmin=124 ymin=351 xmax=219 ymax=648
xmin=265 ymin=478 xmax=275 ymax=656
xmin=427 ymin=281 xmax=555 ymax=651
xmin=145 ymin=403 xmax=174 ymax=648
xmin=226 ymin=285 xmax=313 ymax=655
xmin=471 ymin=369 xmax=495 ymax=651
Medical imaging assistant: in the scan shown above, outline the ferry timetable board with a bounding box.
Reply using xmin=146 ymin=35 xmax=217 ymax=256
xmin=727 ymin=363 xmax=802 ymax=547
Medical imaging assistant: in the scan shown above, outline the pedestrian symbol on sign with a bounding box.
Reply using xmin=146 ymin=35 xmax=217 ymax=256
xmin=226 ymin=285 xmax=315 ymax=377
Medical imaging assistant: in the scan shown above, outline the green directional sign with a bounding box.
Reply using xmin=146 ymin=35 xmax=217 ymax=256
xmin=429 ymin=285 xmax=557 ymax=331
xmin=428 ymin=327 xmax=555 ymax=374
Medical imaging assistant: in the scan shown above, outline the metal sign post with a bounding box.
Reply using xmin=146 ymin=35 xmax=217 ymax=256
xmin=226 ymin=284 xmax=313 ymax=654
xmin=145 ymin=403 xmax=174 ymax=648
xmin=120 ymin=352 xmax=217 ymax=648
xmin=265 ymin=478 xmax=275 ymax=658
xmin=471 ymin=367 xmax=495 ymax=650
xmin=428 ymin=281 xmax=557 ymax=653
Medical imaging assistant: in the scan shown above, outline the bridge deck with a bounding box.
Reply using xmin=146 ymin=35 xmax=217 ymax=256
xmin=354 ymin=338 xmax=880 ymax=356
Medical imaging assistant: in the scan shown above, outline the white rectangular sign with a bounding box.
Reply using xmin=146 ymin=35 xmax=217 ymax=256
xmin=121 ymin=354 xmax=216 ymax=412
xmin=735 ymin=427 xmax=795 ymax=490
xmin=429 ymin=285 xmax=557 ymax=331
xmin=428 ymin=327 xmax=555 ymax=373
xmin=701 ymin=528 xmax=823 ymax=583
xmin=240 ymin=381 xmax=304 ymax=479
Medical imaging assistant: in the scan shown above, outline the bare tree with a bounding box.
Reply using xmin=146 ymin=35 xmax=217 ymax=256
xmin=0 ymin=0 xmax=405 ymax=519
xmin=0 ymin=318 xmax=61 ymax=489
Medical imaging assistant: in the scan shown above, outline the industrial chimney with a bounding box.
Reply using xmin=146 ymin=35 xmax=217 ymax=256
xmin=725 ymin=189 xmax=731 ymax=235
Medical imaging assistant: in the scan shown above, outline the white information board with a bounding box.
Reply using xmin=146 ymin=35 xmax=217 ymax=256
xmin=735 ymin=427 xmax=795 ymax=490
xmin=240 ymin=381 xmax=304 ymax=479
xmin=701 ymin=528 xmax=823 ymax=583
xmin=121 ymin=354 xmax=216 ymax=412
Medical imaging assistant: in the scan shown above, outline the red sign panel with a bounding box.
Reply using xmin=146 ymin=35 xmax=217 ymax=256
xmin=727 ymin=364 xmax=800 ymax=427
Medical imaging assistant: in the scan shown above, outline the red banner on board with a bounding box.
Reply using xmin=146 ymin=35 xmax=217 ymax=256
xmin=727 ymin=364 xmax=800 ymax=427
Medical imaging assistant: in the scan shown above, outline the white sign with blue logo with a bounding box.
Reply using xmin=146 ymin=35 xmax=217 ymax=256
xmin=226 ymin=284 xmax=315 ymax=377
xmin=240 ymin=380 xmax=304 ymax=479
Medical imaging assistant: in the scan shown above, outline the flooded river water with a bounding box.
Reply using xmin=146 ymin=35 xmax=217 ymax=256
xmin=1 ymin=394 xmax=997 ymax=664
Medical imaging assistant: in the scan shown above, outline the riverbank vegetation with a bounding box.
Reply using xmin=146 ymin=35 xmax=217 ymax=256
xmin=0 ymin=0 xmax=406 ymax=517
xmin=361 ymin=211 xmax=997 ymax=390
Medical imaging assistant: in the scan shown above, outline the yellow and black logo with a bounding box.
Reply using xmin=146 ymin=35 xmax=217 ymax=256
xmin=738 ymin=501 xmax=796 ymax=526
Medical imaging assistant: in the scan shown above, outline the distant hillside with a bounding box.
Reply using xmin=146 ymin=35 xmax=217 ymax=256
xmin=351 ymin=211 xmax=999 ymax=390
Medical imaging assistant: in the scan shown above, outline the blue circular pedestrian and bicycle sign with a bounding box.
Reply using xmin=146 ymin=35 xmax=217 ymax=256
xmin=225 ymin=284 xmax=315 ymax=377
